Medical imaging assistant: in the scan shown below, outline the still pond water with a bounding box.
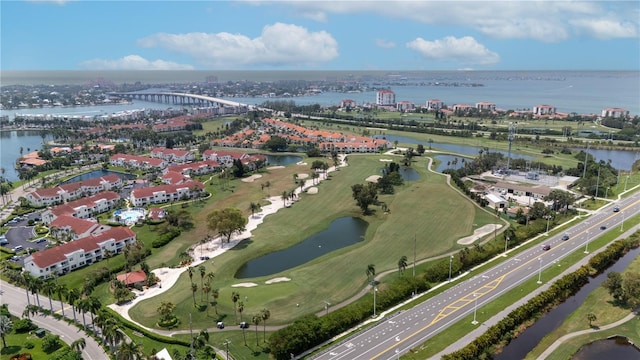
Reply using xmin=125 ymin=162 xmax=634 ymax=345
xmin=61 ymin=169 xmax=137 ymax=184
xmin=494 ymin=247 xmax=640 ymax=360
xmin=235 ymin=217 xmax=368 ymax=278
xmin=571 ymin=336 xmax=640 ymax=359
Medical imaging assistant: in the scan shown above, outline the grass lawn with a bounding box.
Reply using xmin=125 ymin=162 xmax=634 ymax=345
xmin=524 ymin=243 xmax=640 ymax=359
xmin=1 ymin=329 xmax=74 ymax=359
xmin=128 ymin=153 xmax=495 ymax=332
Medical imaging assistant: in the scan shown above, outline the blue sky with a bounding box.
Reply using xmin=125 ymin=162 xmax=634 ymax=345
xmin=2 ymin=0 xmax=639 ymax=71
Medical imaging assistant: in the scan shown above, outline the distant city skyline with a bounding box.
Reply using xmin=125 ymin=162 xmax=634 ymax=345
xmin=1 ymin=1 xmax=639 ymax=71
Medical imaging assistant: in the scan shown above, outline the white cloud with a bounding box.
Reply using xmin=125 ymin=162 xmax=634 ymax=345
xmin=273 ymin=1 xmax=639 ymax=42
xmin=80 ymin=55 xmax=194 ymax=70
xmin=570 ymin=19 xmax=638 ymax=39
xmin=406 ymin=36 xmax=500 ymax=66
xmin=375 ymin=39 xmax=396 ymax=49
xmin=138 ymin=23 xmax=339 ymax=67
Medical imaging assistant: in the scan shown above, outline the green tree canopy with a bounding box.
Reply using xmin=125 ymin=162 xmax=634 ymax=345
xmin=207 ymin=208 xmax=248 ymax=244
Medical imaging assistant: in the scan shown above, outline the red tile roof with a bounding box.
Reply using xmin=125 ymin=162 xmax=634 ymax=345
xmin=29 ymin=227 xmax=135 ymax=268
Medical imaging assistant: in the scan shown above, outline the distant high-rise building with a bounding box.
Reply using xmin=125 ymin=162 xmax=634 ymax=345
xmin=376 ymin=89 xmax=395 ymax=106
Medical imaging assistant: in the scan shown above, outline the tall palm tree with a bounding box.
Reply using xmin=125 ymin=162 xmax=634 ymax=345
xmin=249 ymin=202 xmax=260 ymax=218
xmin=67 ymin=288 xmax=81 ymax=324
xmin=281 ymin=191 xmax=288 ymax=207
xmin=71 ymin=337 xmax=86 ymax=353
xmin=398 ymin=256 xmax=408 ymax=274
xmin=104 ymin=320 xmax=124 ymax=352
xmin=198 ymin=265 xmax=206 ymax=302
xmin=252 ymin=314 xmax=261 ymax=345
xmin=42 ymin=279 xmax=56 ymax=312
xmin=191 ymin=283 xmax=198 ymax=307
xmin=187 ymin=266 xmax=194 ymax=285
xmin=366 ymin=264 xmax=376 ymax=283
xmin=86 ymin=295 xmax=102 ymax=326
xmin=76 ymin=297 xmax=89 ymax=328
xmin=203 ymin=282 xmax=211 ymax=315
xmin=231 ymin=291 xmax=240 ymax=320
xmin=211 ymin=288 xmax=220 ymax=314
xmin=237 ymin=301 xmax=245 ymax=323
xmin=116 ymin=340 xmax=143 ymax=360
xmin=55 ymin=282 xmax=68 ymax=318
xmin=19 ymin=272 xmax=34 ymax=307
xmin=261 ymin=308 xmax=270 ymax=342
xmin=0 ymin=315 xmax=12 ymax=348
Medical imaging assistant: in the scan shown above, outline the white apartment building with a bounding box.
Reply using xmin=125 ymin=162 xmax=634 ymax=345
xmin=601 ymin=107 xmax=629 ymax=118
xmin=376 ymin=89 xmax=396 ymax=106
xmin=24 ymin=227 xmax=137 ymax=278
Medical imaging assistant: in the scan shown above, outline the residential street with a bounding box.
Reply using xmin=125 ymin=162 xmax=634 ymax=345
xmin=0 ymin=280 xmax=108 ymax=360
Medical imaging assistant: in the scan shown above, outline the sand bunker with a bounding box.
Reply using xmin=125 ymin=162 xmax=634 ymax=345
xmin=379 ymin=159 xmax=393 ymax=162
xmin=366 ymin=175 xmax=382 ymax=182
xmin=307 ymin=187 xmax=318 ymax=194
xmin=265 ymin=277 xmax=291 ymax=284
xmin=241 ymin=174 xmax=263 ymax=182
xmin=457 ymin=224 xmax=502 ymax=245
xmin=232 ymin=282 xmax=258 ymax=288
xmin=296 ymin=161 xmax=308 ymax=166
xmin=297 ymin=173 xmax=309 ymax=179
xmin=267 ymin=166 xmax=285 ymax=170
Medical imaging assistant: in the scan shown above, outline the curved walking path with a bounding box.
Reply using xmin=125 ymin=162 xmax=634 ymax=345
xmin=537 ymin=310 xmax=639 ymax=359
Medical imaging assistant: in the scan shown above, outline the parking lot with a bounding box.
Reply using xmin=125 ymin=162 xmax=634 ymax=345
xmin=2 ymin=211 xmax=49 ymax=266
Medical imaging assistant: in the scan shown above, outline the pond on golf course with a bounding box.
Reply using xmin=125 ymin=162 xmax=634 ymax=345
xmin=235 ymin=217 xmax=368 ymax=278
xmin=571 ymin=336 xmax=640 ymax=359
xmin=265 ymin=154 xmax=303 ymax=166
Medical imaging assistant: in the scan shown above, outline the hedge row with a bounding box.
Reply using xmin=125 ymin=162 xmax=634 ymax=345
xmin=441 ymin=235 xmax=640 ymax=360
xmin=151 ymin=229 xmax=181 ymax=248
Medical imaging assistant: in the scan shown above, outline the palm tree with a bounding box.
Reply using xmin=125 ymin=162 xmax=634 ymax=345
xmin=193 ymin=329 xmax=209 ymax=350
xmin=18 ymin=272 xmax=33 ymax=306
xmin=252 ymin=314 xmax=262 ymax=345
xmin=211 ymin=288 xmax=220 ymax=314
xmin=71 ymin=337 xmax=86 ymax=353
xmin=281 ymin=191 xmax=288 ymax=207
xmin=86 ymin=295 xmax=102 ymax=326
xmin=0 ymin=315 xmax=13 ymax=348
xmin=231 ymin=291 xmax=240 ymax=320
xmin=366 ymin=264 xmax=376 ymax=283
xmin=116 ymin=340 xmax=143 ymax=360
xmin=587 ymin=312 xmax=597 ymax=327
xmin=237 ymin=301 xmax=245 ymax=323
xmin=103 ymin=319 xmax=124 ymax=351
xmin=42 ymin=279 xmax=56 ymax=312
xmin=260 ymin=308 xmax=270 ymax=342
xmin=76 ymin=298 xmax=89 ymax=328
xmin=56 ymin=282 xmax=68 ymax=318
xmin=198 ymin=265 xmax=206 ymax=302
xmin=203 ymin=282 xmax=211 ymax=315
xmin=187 ymin=266 xmax=194 ymax=284
xmin=398 ymin=256 xmax=408 ymax=274
xmin=67 ymin=287 xmax=81 ymax=324
xmin=191 ymin=283 xmax=198 ymax=307
xmin=249 ymin=202 xmax=261 ymax=218
xmin=30 ymin=276 xmax=43 ymax=307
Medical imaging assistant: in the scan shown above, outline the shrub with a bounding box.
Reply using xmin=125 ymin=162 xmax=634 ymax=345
xmin=41 ymin=334 xmax=62 ymax=353
xmin=13 ymin=318 xmax=36 ymax=333
xmin=23 ymin=341 xmax=35 ymax=349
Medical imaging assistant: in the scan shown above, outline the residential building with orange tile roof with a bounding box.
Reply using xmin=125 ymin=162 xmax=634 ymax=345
xmin=24 ymin=227 xmax=137 ymax=278
xmin=42 ymin=191 xmax=121 ymax=224
xmin=130 ymin=181 xmax=204 ymax=207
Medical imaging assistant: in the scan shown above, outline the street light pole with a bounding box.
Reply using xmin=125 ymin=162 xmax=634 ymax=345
xmin=584 ymin=230 xmax=590 ymax=254
xmin=472 ymin=293 xmax=478 ymax=325
xmin=373 ymin=287 xmax=378 ymax=317
xmin=621 ymin=212 xmax=625 ymax=232
xmin=504 ymin=236 xmax=509 ymax=256
xmin=625 ymin=175 xmax=629 ymax=192
xmin=545 ymin=216 xmax=551 ymax=234
xmin=537 ymin=257 xmax=543 ymax=284
xmin=448 ymin=255 xmax=453 ymax=282
xmin=605 ymin=187 xmax=610 ymax=199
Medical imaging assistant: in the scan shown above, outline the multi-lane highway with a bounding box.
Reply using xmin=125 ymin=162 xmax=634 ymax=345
xmin=315 ymin=192 xmax=640 ymax=360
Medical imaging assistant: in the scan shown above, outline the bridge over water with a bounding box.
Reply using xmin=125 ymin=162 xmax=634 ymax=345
xmin=113 ymin=91 xmax=255 ymax=114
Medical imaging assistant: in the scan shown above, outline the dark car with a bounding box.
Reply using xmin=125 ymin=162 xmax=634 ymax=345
xmin=542 ymin=244 xmax=551 ymax=251
xmin=600 ymin=225 xmax=607 ymax=230
xmin=239 ymin=322 xmax=249 ymax=329
xmin=35 ymin=238 xmax=47 ymax=244
xmin=561 ymin=234 xmax=570 ymax=241
xmin=200 ymin=256 xmax=210 ymax=261
xmin=613 ymin=207 xmax=620 ymax=212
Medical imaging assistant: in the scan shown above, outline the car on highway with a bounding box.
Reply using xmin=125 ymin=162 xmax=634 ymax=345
xmin=542 ymin=244 xmax=551 ymax=251
xmin=613 ymin=206 xmax=620 ymax=212
xmin=561 ymin=234 xmax=570 ymax=241
xmin=600 ymin=225 xmax=607 ymax=230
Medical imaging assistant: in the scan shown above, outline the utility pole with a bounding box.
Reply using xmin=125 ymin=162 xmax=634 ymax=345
xmin=189 ymin=313 xmax=194 ymax=358
xmin=413 ymin=233 xmax=416 ymax=278
xmin=223 ymin=339 xmax=231 ymax=360
xmin=583 ymin=142 xmax=589 ymax=179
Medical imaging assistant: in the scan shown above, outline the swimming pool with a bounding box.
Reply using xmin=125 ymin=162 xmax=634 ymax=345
xmin=113 ymin=208 xmax=146 ymax=225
